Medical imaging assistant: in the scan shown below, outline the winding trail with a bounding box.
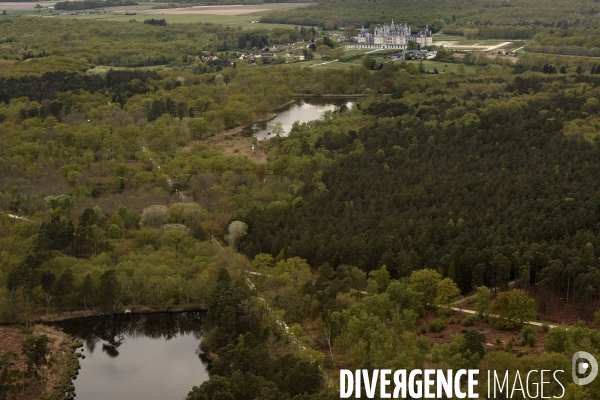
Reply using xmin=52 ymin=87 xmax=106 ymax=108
xmin=309 ymin=59 xmax=339 ymax=68
xmin=141 ymin=146 xmax=186 ymax=201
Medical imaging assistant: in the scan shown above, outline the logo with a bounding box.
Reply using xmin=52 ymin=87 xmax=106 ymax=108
xmin=572 ymin=351 xmax=598 ymax=386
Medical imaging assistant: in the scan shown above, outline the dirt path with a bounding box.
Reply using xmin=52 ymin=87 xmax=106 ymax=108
xmin=7 ymin=213 xmax=30 ymax=221
xmin=141 ymin=146 xmax=186 ymax=200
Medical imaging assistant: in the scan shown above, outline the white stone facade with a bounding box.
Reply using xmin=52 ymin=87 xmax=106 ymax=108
xmin=347 ymin=20 xmax=432 ymax=50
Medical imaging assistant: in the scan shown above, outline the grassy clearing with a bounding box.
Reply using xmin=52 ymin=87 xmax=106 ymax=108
xmin=0 ymin=10 xmax=43 ymax=17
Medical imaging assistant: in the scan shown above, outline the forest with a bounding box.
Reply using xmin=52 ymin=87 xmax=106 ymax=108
xmin=1 ymin=13 xmax=600 ymax=400
xmin=53 ymin=0 xmax=138 ymax=11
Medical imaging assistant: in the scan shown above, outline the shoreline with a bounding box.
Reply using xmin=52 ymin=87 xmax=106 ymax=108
xmin=11 ymin=304 xmax=208 ymax=325
xmin=252 ymin=94 xmax=366 ymax=126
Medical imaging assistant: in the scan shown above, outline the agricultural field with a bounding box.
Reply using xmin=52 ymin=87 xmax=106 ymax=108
xmin=4 ymin=2 xmax=317 ymax=27
xmin=0 ymin=2 xmax=316 ymax=28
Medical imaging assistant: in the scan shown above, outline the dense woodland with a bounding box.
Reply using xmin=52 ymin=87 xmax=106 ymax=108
xmin=53 ymin=0 xmax=138 ymax=11
xmin=1 ymin=12 xmax=600 ymax=400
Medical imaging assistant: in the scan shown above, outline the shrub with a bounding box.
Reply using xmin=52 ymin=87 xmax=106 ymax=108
xmin=429 ymin=318 xmax=446 ymax=333
xmin=521 ymin=325 xmax=537 ymax=347
xmin=507 ymin=338 xmax=515 ymax=352
xmin=463 ymin=315 xmax=478 ymax=327
xmin=541 ymin=323 xmax=550 ymax=333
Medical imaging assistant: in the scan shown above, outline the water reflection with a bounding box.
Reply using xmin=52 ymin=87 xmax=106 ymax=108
xmin=54 ymin=312 xmax=208 ymax=400
xmin=253 ymin=97 xmax=354 ymax=140
xmin=56 ymin=312 xmax=205 ymax=356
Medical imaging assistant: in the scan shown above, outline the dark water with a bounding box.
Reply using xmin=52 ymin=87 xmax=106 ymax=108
xmin=55 ymin=312 xmax=208 ymax=400
xmin=253 ymin=97 xmax=354 ymax=140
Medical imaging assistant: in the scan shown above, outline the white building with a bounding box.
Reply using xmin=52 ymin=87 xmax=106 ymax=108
xmin=346 ymin=20 xmax=433 ymax=50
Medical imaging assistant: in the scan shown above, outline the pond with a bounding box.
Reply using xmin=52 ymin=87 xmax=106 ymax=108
xmin=55 ymin=312 xmax=208 ymax=400
xmin=252 ymin=97 xmax=354 ymax=140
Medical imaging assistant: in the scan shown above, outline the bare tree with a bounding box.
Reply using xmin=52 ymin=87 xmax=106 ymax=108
xmin=226 ymin=221 xmax=248 ymax=251
xmin=140 ymin=205 xmax=168 ymax=228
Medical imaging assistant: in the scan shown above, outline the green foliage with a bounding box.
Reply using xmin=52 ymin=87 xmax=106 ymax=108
xmin=475 ymin=286 xmax=492 ymax=317
xmin=463 ymin=329 xmax=486 ymax=357
xmin=431 ymin=333 xmax=481 ymax=370
xmin=98 ymin=269 xmax=117 ymax=311
xmin=0 ymin=351 xmax=17 ymax=400
xmin=521 ymin=325 xmax=537 ymax=347
xmin=21 ymin=334 xmax=50 ymax=387
xmin=408 ymin=269 xmax=442 ymax=305
xmin=463 ymin=314 xmax=478 ymax=327
xmin=545 ymin=324 xmax=600 ymax=354
xmin=54 ymin=0 xmax=137 ymax=11
xmin=489 ymin=289 xmax=537 ymax=329
xmin=2 ymin=11 xmax=600 ymax=399
xmin=429 ymin=318 xmax=446 ymax=333
xmin=367 ymin=265 xmax=390 ymax=294
xmin=434 ymin=277 xmax=460 ymax=310
xmin=43 ymin=195 xmax=75 ymax=213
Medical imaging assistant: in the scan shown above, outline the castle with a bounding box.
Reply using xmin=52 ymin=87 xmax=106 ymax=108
xmin=346 ymin=20 xmax=433 ymax=50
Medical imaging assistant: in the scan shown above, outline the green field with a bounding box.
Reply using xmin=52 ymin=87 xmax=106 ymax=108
xmin=0 ymin=10 xmax=42 ymax=17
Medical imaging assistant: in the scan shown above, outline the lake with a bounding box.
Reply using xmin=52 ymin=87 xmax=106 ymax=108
xmin=55 ymin=312 xmax=208 ymax=400
xmin=253 ymin=97 xmax=354 ymax=140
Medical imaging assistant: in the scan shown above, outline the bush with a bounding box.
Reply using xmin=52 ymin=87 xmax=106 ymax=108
xmin=541 ymin=323 xmax=550 ymax=333
xmin=463 ymin=315 xmax=478 ymax=327
xmin=429 ymin=318 xmax=446 ymax=333
xmin=521 ymin=325 xmax=537 ymax=347
xmin=507 ymin=338 xmax=515 ymax=352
